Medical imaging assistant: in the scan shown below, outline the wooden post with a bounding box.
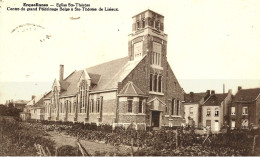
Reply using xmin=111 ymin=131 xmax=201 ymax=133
xmin=252 ymin=135 xmax=257 ymax=155
xmin=55 ymin=146 xmax=58 ymax=157
xmin=176 ymin=129 xmax=179 ymax=147
xmin=131 ymin=138 xmax=134 ymax=156
xmin=46 ymin=147 xmax=51 ymax=156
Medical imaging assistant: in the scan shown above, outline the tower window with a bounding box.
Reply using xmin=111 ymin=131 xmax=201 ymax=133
xmin=152 ymin=42 xmax=162 ymax=66
xmin=142 ymin=19 xmax=145 ymax=28
xmin=134 ymin=42 xmax=143 ymax=59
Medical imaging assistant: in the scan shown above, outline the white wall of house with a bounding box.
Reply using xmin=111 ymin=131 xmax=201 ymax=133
xmin=202 ymin=105 xmax=223 ymax=132
xmin=184 ymin=104 xmax=199 ymax=127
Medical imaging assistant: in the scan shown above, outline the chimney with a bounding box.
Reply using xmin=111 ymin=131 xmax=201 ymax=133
xmin=238 ymin=86 xmax=242 ymax=91
xmin=190 ymin=92 xmax=194 ymax=101
xmin=59 ymin=64 xmax=64 ymax=81
xmin=206 ymin=90 xmax=210 ymax=95
xmin=211 ymin=90 xmax=215 ymax=95
xmin=32 ymin=95 xmax=36 ymax=100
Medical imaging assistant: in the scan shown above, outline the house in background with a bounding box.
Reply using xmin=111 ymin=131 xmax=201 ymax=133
xmin=20 ymin=94 xmax=45 ymax=121
xmin=43 ymin=9 xmax=184 ymax=129
xmin=183 ymin=90 xmax=210 ymax=128
xmin=5 ymin=99 xmax=29 ymax=111
xmin=230 ymin=87 xmax=260 ymax=129
xmin=202 ymin=90 xmax=232 ymax=132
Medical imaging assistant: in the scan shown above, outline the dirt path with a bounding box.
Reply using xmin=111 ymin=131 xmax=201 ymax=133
xmin=46 ymin=131 xmax=137 ymax=155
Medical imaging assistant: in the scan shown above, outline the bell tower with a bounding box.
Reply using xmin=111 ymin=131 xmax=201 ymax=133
xmin=128 ymin=10 xmax=168 ymax=70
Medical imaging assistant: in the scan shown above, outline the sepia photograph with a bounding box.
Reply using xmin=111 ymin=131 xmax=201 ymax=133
xmin=0 ymin=0 xmax=260 ymax=156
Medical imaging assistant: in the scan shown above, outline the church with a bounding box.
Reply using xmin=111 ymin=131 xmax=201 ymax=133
xmin=43 ymin=9 xmax=184 ymax=129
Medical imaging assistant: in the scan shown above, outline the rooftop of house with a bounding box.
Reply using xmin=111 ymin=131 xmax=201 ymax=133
xmin=233 ymin=88 xmax=260 ymax=102
xmin=184 ymin=92 xmax=208 ymax=104
xmin=203 ymin=93 xmax=228 ymax=106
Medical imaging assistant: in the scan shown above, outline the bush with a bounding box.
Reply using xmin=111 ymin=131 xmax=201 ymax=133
xmin=57 ymin=145 xmax=77 ymax=156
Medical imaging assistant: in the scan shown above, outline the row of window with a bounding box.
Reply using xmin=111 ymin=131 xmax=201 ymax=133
xmin=135 ymin=19 xmax=162 ymax=31
xmin=231 ymin=106 xmax=248 ymax=115
xmin=89 ymin=97 xmax=103 ymax=113
xmin=149 ymin=73 xmax=162 ymax=92
xmin=46 ymin=97 xmax=103 ymax=114
xmin=127 ymin=97 xmax=144 ymax=113
xmin=206 ymin=108 xmax=219 ymax=117
xmin=165 ymin=99 xmax=181 ymax=116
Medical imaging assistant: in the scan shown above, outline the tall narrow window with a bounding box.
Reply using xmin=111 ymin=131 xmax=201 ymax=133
xmin=127 ymin=97 xmax=133 ymax=113
xmin=138 ymin=99 xmax=143 ymax=113
xmin=96 ymin=98 xmax=100 ymax=113
xmin=142 ymin=19 xmax=145 ymax=28
xmin=176 ymin=100 xmax=180 ymax=115
xmin=69 ymin=102 xmax=71 ymax=113
xmin=91 ymin=99 xmax=94 ymax=113
xmin=79 ymin=80 xmax=86 ymax=113
xmin=158 ymin=75 xmax=162 ymax=92
xmin=150 ymin=74 xmax=153 ymax=91
xmin=60 ymin=103 xmax=62 ymax=113
xmin=154 ymin=74 xmax=157 ymax=92
xmin=152 ymin=42 xmax=162 ymax=66
xmin=171 ymin=99 xmax=175 ymax=115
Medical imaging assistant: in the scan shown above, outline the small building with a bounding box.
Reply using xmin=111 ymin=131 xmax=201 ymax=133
xmin=183 ymin=90 xmax=210 ymax=128
xmin=20 ymin=95 xmax=45 ymax=121
xmin=202 ymin=90 xmax=232 ymax=132
xmin=230 ymin=87 xmax=260 ymax=129
xmin=5 ymin=99 xmax=29 ymax=111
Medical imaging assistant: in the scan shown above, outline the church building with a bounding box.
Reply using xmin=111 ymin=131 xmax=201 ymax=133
xmin=43 ymin=10 xmax=184 ymax=129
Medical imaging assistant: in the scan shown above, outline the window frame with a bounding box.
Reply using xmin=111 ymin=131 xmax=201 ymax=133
xmin=127 ymin=97 xmax=133 ymax=113
xmin=207 ymin=108 xmax=211 ymax=117
xmin=242 ymin=106 xmax=248 ymax=115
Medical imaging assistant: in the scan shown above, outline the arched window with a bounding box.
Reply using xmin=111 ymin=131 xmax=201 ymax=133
xmin=79 ymin=80 xmax=86 ymax=113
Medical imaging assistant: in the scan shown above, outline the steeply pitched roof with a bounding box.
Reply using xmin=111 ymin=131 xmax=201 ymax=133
xmin=203 ymin=93 xmax=228 ymax=106
xmin=184 ymin=92 xmax=207 ymax=103
xmin=86 ymin=56 xmax=145 ymax=91
xmin=60 ymin=70 xmax=83 ymax=97
xmin=233 ymin=88 xmax=260 ymax=102
xmin=46 ymin=56 xmax=144 ymax=98
xmin=118 ymin=81 xmax=145 ymax=97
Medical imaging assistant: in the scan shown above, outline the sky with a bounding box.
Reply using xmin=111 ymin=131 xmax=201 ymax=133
xmin=0 ymin=0 xmax=260 ymax=103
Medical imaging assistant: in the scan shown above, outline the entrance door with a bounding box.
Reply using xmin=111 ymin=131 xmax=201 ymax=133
xmin=152 ymin=111 xmax=160 ymax=127
xmin=214 ymin=120 xmax=219 ymax=132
